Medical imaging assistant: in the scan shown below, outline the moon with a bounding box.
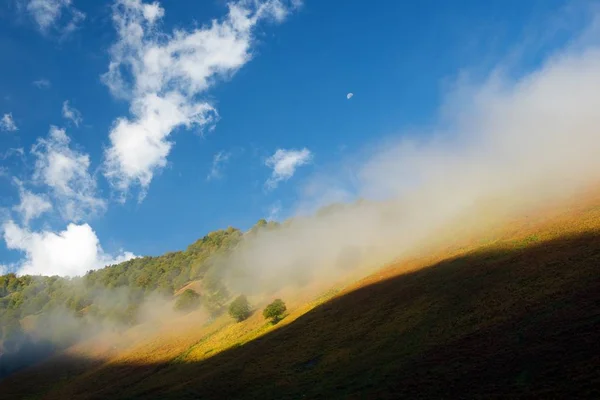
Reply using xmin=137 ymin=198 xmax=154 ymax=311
xmin=346 ymin=93 xmax=354 ymax=100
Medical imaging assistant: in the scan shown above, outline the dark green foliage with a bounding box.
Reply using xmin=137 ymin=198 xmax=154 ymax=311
xmin=263 ymin=299 xmax=286 ymax=323
xmin=84 ymin=227 xmax=242 ymax=295
xmin=0 ymin=227 xmax=248 ymax=366
xmin=228 ymin=295 xmax=251 ymax=322
xmin=202 ymin=273 xmax=230 ymax=316
xmin=0 ymin=221 xmax=284 ymax=378
xmin=248 ymin=219 xmax=280 ymax=236
xmin=174 ymin=289 xmax=201 ymax=312
xmin=0 ymin=228 xmax=241 ymax=320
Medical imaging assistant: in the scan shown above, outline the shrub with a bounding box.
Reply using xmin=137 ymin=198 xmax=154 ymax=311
xmin=262 ymin=299 xmax=286 ymax=323
xmin=174 ymin=289 xmax=201 ymax=312
xmin=228 ymin=295 xmax=251 ymax=322
xmin=202 ymin=274 xmax=230 ymax=316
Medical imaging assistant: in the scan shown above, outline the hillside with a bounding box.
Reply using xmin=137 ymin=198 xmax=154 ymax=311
xmin=0 ymin=190 xmax=599 ymax=398
xmin=0 ymin=222 xmax=275 ymax=378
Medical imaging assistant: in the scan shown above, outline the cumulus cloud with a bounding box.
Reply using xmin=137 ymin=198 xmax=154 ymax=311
xmin=265 ymin=148 xmax=312 ymax=189
xmin=62 ymin=100 xmax=83 ymax=127
xmin=207 ymin=151 xmax=231 ymax=181
xmin=1 ymin=113 xmax=18 ymax=132
xmin=13 ymin=182 xmax=53 ymax=225
xmin=102 ymin=0 xmax=300 ymax=200
xmin=24 ymin=0 xmax=85 ymax=37
xmin=2 ymin=220 xmax=136 ymax=276
xmin=32 ymin=126 xmax=105 ymax=221
xmin=32 ymin=78 xmax=51 ymax=89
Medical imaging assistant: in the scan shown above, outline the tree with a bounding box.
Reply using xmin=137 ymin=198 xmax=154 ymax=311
xmin=202 ymin=274 xmax=230 ymax=315
xmin=263 ymin=299 xmax=286 ymax=323
xmin=228 ymin=295 xmax=251 ymax=322
xmin=174 ymin=289 xmax=201 ymax=312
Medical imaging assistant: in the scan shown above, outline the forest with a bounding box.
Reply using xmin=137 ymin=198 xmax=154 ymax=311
xmin=0 ymin=219 xmax=279 ymax=377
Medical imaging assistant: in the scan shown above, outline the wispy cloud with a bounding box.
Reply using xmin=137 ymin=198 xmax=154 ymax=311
xmin=32 ymin=126 xmax=105 ymax=222
xmin=32 ymin=78 xmax=51 ymax=89
xmin=24 ymin=0 xmax=85 ymax=37
xmin=62 ymin=100 xmax=82 ymax=127
xmin=12 ymin=179 xmax=52 ymax=225
xmin=102 ymin=0 xmax=300 ymax=201
xmin=0 ymin=149 xmax=25 ymax=173
xmin=266 ymin=201 xmax=282 ymax=221
xmin=1 ymin=113 xmax=18 ymax=132
xmin=265 ymin=148 xmax=312 ymax=189
xmin=207 ymin=151 xmax=232 ymax=181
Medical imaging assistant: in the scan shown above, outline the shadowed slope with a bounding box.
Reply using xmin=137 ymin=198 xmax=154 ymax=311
xmin=2 ymin=230 xmax=599 ymax=399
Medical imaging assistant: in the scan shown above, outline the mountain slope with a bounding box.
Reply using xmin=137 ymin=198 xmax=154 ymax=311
xmin=1 ymin=192 xmax=599 ymax=399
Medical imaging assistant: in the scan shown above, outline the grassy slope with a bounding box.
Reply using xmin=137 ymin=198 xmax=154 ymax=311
xmin=1 ymin=192 xmax=600 ymax=399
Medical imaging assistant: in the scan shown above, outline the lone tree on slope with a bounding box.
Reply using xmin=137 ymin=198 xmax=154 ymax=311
xmin=263 ymin=299 xmax=286 ymax=323
xmin=228 ymin=295 xmax=251 ymax=322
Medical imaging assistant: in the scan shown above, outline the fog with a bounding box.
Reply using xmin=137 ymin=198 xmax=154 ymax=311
xmin=0 ymin=282 xmax=202 ymax=379
xmin=4 ymin=8 xmax=600 ymax=381
xmin=220 ymin=22 xmax=600 ymax=295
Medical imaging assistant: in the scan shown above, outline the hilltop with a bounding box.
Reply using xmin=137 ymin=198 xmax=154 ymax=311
xmin=0 ymin=189 xmax=599 ymax=398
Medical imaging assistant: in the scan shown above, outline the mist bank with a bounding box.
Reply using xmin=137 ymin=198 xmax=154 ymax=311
xmin=0 ymin=275 xmax=194 ymax=380
xmin=216 ymin=25 xmax=600 ymax=294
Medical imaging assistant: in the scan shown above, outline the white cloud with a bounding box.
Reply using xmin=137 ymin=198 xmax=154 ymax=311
xmin=2 ymin=220 xmax=136 ymax=277
xmin=13 ymin=182 xmax=52 ymax=225
xmin=102 ymin=0 xmax=299 ymax=200
xmin=266 ymin=201 xmax=282 ymax=221
xmin=265 ymin=148 xmax=312 ymax=189
xmin=32 ymin=79 xmax=51 ymax=89
xmin=346 ymin=92 xmax=353 ymax=99
xmin=32 ymin=126 xmax=105 ymax=221
xmin=1 ymin=113 xmax=18 ymax=132
xmin=62 ymin=100 xmax=83 ymax=127
xmin=140 ymin=1 xmax=164 ymax=23
xmin=0 ymin=147 xmax=24 ymax=160
xmin=104 ymin=93 xmax=216 ymax=199
xmin=26 ymin=0 xmax=65 ymax=30
xmin=25 ymin=0 xmax=86 ymax=37
xmin=207 ymin=151 xmax=231 ymax=180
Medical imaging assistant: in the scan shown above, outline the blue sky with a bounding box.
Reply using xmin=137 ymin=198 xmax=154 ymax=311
xmin=0 ymin=0 xmax=589 ymax=276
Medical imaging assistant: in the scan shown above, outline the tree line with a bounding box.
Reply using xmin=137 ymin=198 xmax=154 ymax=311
xmin=0 ymin=219 xmax=281 ymax=377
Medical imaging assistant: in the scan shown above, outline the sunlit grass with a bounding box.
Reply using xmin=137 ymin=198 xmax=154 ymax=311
xmin=2 ymin=188 xmax=600 ymax=399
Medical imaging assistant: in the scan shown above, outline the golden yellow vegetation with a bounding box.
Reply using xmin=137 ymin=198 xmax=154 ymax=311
xmin=1 ymin=188 xmax=599 ymax=399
